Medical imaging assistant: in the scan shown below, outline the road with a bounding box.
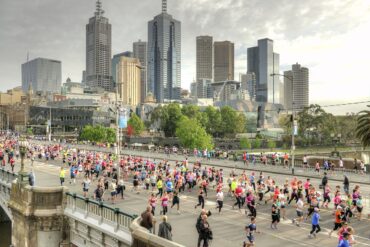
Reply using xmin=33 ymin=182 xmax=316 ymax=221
xmin=5 ymin=146 xmax=370 ymax=247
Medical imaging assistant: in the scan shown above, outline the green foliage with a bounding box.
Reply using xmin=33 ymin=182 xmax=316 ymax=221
xmin=203 ymin=106 xmax=222 ymax=136
xmin=356 ymin=110 xmax=370 ymax=147
xmin=26 ymin=127 xmax=33 ymax=135
xmin=252 ymin=138 xmax=262 ymax=149
xmin=80 ymin=125 xmax=116 ymax=143
xmin=159 ymin=103 xmax=182 ymax=137
xmin=267 ymin=140 xmax=276 ymax=150
xmin=176 ymin=116 xmax=214 ymax=150
xmin=240 ymin=137 xmax=251 ymax=149
xmin=128 ymin=113 xmax=145 ymax=136
xmin=220 ymin=106 xmax=246 ymax=137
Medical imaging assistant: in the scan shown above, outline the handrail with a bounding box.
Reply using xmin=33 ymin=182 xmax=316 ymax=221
xmin=65 ymin=192 xmax=137 ymax=230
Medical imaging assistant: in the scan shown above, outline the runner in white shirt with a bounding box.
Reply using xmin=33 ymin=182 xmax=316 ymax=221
xmin=215 ymin=190 xmax=224 ymax=214
xmin=292 ymin=195 xmax=305 ymax=226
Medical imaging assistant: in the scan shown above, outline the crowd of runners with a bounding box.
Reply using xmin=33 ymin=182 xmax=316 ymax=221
xmin=0 ymin=134 xmax=368 ymax=247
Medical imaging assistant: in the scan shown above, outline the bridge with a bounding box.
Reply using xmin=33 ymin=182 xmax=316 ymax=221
xmin=1 ymin=145 xmax=370 ymax=247
xmin=0 ymin=167 xmax=181 ymax=247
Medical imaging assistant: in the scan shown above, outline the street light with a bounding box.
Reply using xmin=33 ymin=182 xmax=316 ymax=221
xmin=271 ymin=73 xmax=295 ymax=174
xmin=18 ymin=136 xmax=29 ymax=184
xmin=330 ymin=133 xmax=341 ymax=157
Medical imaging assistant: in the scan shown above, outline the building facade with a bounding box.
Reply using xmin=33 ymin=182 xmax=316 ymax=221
xmin=284 ymin=63 xmax=309 ymax=110
xmin=86 ymin=0 xmax=113 ymax=91
xmin=133 ymin=40 xmax=147 ymax=103
xmin=147 ymin=0 xmax=181 ymax=103
xmin=214 ymin=41 xmax=234 ymax=83
xmin=247 ymin=38 xmax=280 ymax=103
xmin=116 ymin=56 xmax=142 ymax=106
xmin=196 ymin=36 xmax=213 ymax=81
xmin=112 ymin=52 xmax=133 ymax=84
xmin=196 ymin=78 xmax=213 ymax=99
xmin=21 ymin=58 xmax=61 ymax=93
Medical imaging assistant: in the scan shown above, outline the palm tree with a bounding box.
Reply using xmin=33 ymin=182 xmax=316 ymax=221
xmin=356 ymin=109 xmax=370 ymax=147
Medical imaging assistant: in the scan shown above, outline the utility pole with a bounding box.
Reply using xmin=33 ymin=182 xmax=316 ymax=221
xmin=48 ymin=106 xmax=52 ymax=141
xmin=115 ymin=81 xmax=121 ymax=179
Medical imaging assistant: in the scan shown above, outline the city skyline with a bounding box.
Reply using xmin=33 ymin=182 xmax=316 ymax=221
xmin=0 ymin=0 xmax=370 ymax=113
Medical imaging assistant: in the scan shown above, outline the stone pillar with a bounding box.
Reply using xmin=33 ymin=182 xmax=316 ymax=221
xmin=8 ymin=182 xmax=69 ymax=247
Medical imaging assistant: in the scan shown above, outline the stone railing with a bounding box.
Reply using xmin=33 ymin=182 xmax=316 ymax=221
xmin=130 ymin=217 xmax=185 ymax=247
xmin=65 ymin=192 xmax=135 ymax=246
xmin=0 ymin=168 xmax=17 ymax=219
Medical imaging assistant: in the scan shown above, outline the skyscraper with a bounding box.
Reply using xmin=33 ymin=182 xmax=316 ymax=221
xmin=284 ymin=63 xmax=309 ymax=110
xmin=247 ymin=38 xmax=280 ymax=103
xmin=112 ymin=52 xmax=133 ymax=84
xmin=196 ymin=36 xmax=213 ymax=81
xmin=133 ymin=40 xmax=147 ymax=103
xmin=116 ymin=56 xmax=142 ymax=106
xmin=147 ymin=0 xmax=181 ymax=103
xmin=22 ymin=58 xmax=61 ymax=93
xmin=86 ymin=0 xmax=113 ymax=91
xmin=214 ymin=41 xmax=234 ymax=82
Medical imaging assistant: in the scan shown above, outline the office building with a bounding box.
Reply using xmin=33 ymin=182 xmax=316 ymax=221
xmin=22 ymin=58 xmax=62 ymax=93
xmin=112 ymin=52 xmax=133 ymax=84
xmin=86 ymin=0 xmax=113 ymax=91
xmin=214 ymin=41 xmax=234 ymax=82
xmin=247 ymin=38 xmax=280 ymax=103
xmin=284 ymin=63 xmax=309 ymax=110
xmin=246 ymin=72 xmax=256 ymax=101
xmin=116 ymin=56 xmax=142 ymax=106
xmin=133 ymin=40 xmax=147 ymax=103
xmin=147 ymin=0 xmax=181 ymax=102
xmin=197 ymin=78 xmax=213 ymax=99
xmin=190 ymin=82 xmax=197 ymax=98
xmin=196 ymin=36 xmax=213 ymax=81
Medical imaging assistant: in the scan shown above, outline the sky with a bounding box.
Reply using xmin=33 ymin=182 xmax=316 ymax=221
xmin=0 ymin=0 xmax=369 ymax=114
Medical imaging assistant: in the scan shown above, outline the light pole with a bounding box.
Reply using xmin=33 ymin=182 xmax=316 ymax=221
xmin=18 ymin=136 xmax=29 ymax=184
xmin=271 ymin=73 xmax=295 ymax=174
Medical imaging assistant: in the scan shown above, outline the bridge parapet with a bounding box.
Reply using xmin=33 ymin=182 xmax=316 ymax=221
xmin=0 ymin=168 xmax=17 ymax=220
xmin=65 ymin=192 xmax=135 ymax=246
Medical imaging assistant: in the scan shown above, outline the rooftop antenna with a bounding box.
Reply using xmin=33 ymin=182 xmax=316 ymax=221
xmin=95 ymin=0 xmax=104 ymax=18
xmin=27 ymin=52 xmax=29 ymax=62
xmin=162 ymin=0 xmax=167 ymax=13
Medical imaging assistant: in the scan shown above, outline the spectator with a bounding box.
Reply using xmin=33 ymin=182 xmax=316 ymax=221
xmin=140 ymin=206 xmax=154 ymax=233
xmin=158 ymin=215 xmax=172 ymax=241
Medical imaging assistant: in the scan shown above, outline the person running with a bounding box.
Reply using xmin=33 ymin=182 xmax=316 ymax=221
xmin=82 ymin=176 xmax=91 ymax=197
xmin=329 ymin=206 xmax=344 ymax=237
xmin=59 ymin=167 xmax=66 ymax=186
xmin=215 ymin=189 xmax=224 ymax=214
xmin=355 ymin=195 xmax=363 ymax=220
xmin=160 ymin=192 xmax=169 ymax=215
xmin=195 ymin=187 xmax=205 ymax=209
xmin=110 ymin=180 xmax=117 ymax=204
xmin=292 ymin=194 xmax=305 ymax=227
xmin=233 ymin=185 xmax=243 ymax=212
xmin=148 ymin=193 xmax=157 ymax=215
xmin=271 ymin=199 xmax=280 ymax=229
xmin=156 ymin=177 xmax=163 ymax=197
xmin=308 ymin=207 xmax=321 ymax=238
xmin=243 ymin=217 xmax=260 ymax=247
xmin=171 ymin=191 xmax=180 ymax=214
xmin=337 ymin=232 xmax=350 ymax=247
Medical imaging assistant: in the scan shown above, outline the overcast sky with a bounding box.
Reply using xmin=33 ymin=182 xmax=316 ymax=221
xmin=0 ymin=0 xmax=369 ymax=114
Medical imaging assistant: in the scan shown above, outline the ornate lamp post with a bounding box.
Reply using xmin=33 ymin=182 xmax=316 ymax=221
xmin=18 ymin=137 xmax=29 ymax=184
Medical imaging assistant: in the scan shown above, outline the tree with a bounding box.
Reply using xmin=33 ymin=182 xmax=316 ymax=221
xmin=252 ymin=138 xmax=262 ymax=149
xmin=128 ymin=113 xmax=145 ymax=136
xmin=176 ymin=116 xmax=214 ymax=150
xmin=240 ymin=137 xmax=251 ymax=149
xmin=204 ymin=106 xmax=222 ymax=137
xmin=80 ymin=125 xmax=116 ymax=143
xmin=105 ymin=127 xmax=116 ymax=143
xmin=356 ymin=109 xmax=370 ymax=147
xmin=220 ymin=106 xmax=245 ymax=137
xmin=267 ymin=140 xmax=276 ymax=150
xmin=160 ymin=103 xmax=183 ymax=137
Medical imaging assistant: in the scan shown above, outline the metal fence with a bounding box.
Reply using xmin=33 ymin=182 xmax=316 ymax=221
xmin=65 ymin=192 xmax=136 ymax=232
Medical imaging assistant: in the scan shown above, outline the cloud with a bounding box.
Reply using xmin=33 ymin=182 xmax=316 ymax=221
xmin=0 ymin=0 xmax=369 ymax=113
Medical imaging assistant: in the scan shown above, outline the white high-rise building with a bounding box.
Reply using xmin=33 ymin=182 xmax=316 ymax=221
xmin=284 ymin=63 xmax=309 ymax=111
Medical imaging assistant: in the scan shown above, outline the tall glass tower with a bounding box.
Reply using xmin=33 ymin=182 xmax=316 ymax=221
xmin=147 ymin=0 xmax=181 ymax=102
xmin=86 ymin=0 xmax=113 ymax=91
